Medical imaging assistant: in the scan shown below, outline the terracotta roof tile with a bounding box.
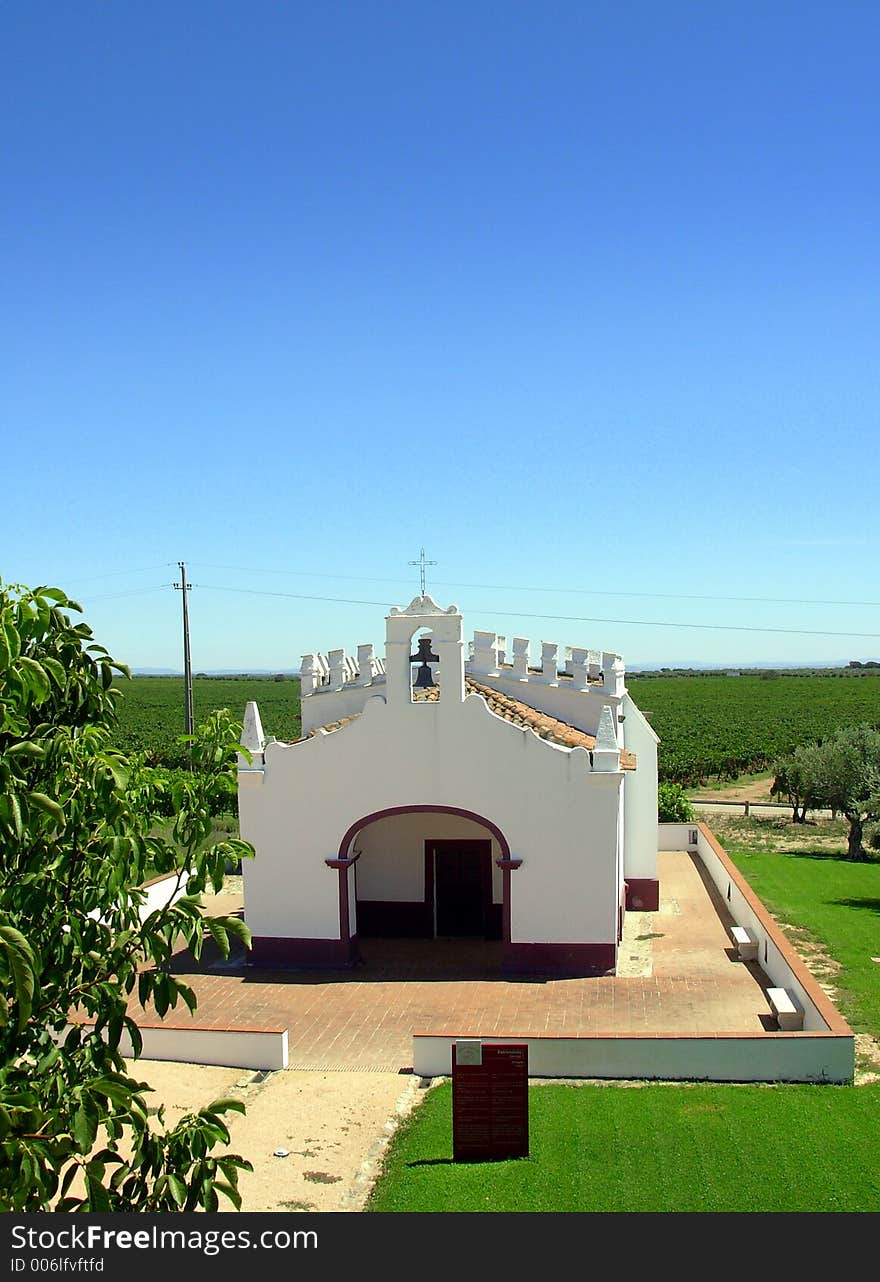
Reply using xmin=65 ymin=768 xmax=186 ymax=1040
xmin=303 ymin=677 xmax=636 ymax=769
xmin=465 ymin=677 xmax=637 ymax=770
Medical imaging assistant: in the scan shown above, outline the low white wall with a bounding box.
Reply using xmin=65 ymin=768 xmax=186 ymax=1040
xmin=660 ymin=822 xmax=855 ymax=1045
xmin=412 ymin=1033 xmax=853 ymax=1083
xmin=658 ymin=822 xmax=700 ymax=851
xmin=71 ymin=1022 xmax=289 ymax=1071
xmin=125 ymin=1025 xmax=288 ymax=1071
xmin=139 ymin=870 xmax=191 ymax=920
xmin=694 ymin=826 xmax=844 ymax=1035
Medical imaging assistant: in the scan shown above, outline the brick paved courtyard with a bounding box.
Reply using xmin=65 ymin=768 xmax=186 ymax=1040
xmin=139 ymin=850 xmax=776 ymax=1070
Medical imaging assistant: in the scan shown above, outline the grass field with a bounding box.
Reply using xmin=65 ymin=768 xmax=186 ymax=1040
xmin=111 ymin=676 xmax=302 ymax=762
xmin=726 ymin=843 xmax=880 ymax=1038
xmin=112 ymin=672 xmax=880 ymax=782
xmin=367 ymin=825 xmax=880 ymax=1213
xmin=367 ymin=1080 xmax=880 ymax=1213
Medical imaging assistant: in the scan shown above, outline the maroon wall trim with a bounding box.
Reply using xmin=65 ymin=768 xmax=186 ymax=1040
xmin=495 ymin=857 xmax=522 ymax=944
xmin=625 ymin=878 xmax=660 ymax=912
xmin=503 ymin=942 xmax=616 ymax=977
xmin=250 ymin=936 xmax=358 ymax=968
xmin=325 ymin=854 xmax=359 ymax=949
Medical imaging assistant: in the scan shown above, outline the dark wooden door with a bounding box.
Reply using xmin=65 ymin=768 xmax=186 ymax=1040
xmin=430 ymin=840 xmax=492 ymax=937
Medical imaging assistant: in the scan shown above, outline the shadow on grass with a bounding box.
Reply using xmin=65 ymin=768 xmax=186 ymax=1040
xmin=775 ymin=849 xmax=878 ymax=864
xmin=407 ymin=1156 xmax=530 ymax=1167
xmin=830 ymin=897 xmax=880 ymax=915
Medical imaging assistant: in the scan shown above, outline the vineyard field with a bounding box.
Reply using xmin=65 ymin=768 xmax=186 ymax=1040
xmin=111 ymin=672 xmax=880 ymax=784
xmin=628 ymin=672 xmax=880 ymax=784
xmin=111 ymin=676 xmax=302 ymax=762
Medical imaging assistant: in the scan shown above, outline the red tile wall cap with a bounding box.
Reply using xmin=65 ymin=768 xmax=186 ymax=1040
xmin=73 ymin=1018 xmax=288 ymax=1035
xmin=698 ymin=823 xmax=853 ymax=1036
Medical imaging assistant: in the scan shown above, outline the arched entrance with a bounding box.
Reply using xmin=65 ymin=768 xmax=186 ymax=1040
xmin=336 ymin=805 xmax=518 ymax=950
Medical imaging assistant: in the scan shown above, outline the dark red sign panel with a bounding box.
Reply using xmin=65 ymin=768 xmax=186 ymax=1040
xmin=452 ymin=1042 xmax=529 ymax=1161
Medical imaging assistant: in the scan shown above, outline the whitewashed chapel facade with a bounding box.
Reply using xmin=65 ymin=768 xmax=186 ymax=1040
xmin=238 ymin=595 xmax=659 ymax=975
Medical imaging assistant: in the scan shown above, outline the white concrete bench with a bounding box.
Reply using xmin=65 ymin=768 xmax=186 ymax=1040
xmin=768 ymin=987 xmax=804 ymax=1031
xmin=731 ymin=925 xmax=758 ymax=961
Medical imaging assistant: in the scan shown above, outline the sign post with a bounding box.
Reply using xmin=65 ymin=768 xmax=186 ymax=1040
xmin=452 ymin=1040 xmax=529 ymax=1162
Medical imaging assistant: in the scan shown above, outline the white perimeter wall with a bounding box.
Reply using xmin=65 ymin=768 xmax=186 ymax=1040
xmin=660 ymin=823 xmax=854 ymax=1042
xmin=71 ymin=1022 xmax=289 ymax=1072
xmin=355 ymin=812 xmax=502 ymax=903
xmin=621 ymin=697 xmax=659 ymax=882
xmin=412 ymin=1032 xmax=853 ymax=1083
xmin=240 ymin=691 xmax=623 ymax=948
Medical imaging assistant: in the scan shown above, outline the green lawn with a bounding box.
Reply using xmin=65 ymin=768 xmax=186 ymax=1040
xmin=367 ymin=833 xmax=880 ymax=1213
xmin=368 ymin=1080 xmax=880 ymax=1213
xmin=726 ymin=845 xmax=880 ymax=1037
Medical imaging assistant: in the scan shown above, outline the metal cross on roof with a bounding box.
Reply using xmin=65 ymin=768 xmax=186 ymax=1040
xmin=408 ymin=546 xmax=437 ymax=597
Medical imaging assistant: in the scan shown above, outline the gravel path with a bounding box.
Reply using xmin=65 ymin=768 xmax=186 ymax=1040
xmin=129 ymin=1060 xmax=428 ymax=1212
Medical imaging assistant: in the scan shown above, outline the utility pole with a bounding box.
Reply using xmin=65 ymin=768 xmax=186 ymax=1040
xmin=173 ymin=561 xmax=194 ymax=739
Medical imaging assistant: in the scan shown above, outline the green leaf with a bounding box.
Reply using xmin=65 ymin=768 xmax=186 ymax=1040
xmin=215 ymin=914 xmax=252 ymax=947
xmin=74 ymin=1104 xmax=98 ymax=1154
xmin=214 ymin=1179 xmax=242 ymax=1210
xmin=203 ymin=1097 xmax=246 ymax=1117
xmin=88 ymin=1076 xmax=135 ymax=1108
xmin=124 ymin=1017 xmax=143 ymax=1060
xmin=0 ymin=923 xmax=37 ymax=1030
xmin=205 ymin=918 xmax=230 ymax=957
xmin=27 ymin=791 xmax=65 ymax=825
xmin=166 ymin=1173 xmax=187 ymax=1207
xmin=85 ymin=1169 xmax=111 ymax=1212
xmin=103 ymin=756 xmax=129 ymax=790
xmin=41 ymin=655 xmax=67 ymax=688
xmin=7 ymin=741 xmax=46 ymax=760
xmin=2 ymin=792 xmax=22 ymax=839
xmin=19 ymin=656 xmax=51 ymax=702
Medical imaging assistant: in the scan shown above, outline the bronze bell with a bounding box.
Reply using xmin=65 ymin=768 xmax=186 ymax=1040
xmin=410 ymin=637 xmax=439 ymax=688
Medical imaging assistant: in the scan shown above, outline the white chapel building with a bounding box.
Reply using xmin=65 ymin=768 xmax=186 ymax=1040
xmin=238 ymin=594 xmax=660 ymax=976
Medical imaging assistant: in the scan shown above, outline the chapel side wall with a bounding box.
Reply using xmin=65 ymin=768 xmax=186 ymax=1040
xmin=622 ymin=697 xmax=659 ymax=883
xmin=239 ymin=763 xmax=341 ymax=941
xmin=242 ymin=693 xmax=622 ymax=951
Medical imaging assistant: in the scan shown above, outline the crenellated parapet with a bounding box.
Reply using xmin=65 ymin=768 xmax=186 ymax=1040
xmin=468 ymin=631 xmax=625 ymax=698
xmin=301 ymin=644 xmax=387 ymax=697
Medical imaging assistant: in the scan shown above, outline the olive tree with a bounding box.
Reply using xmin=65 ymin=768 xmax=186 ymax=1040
xmin=773 ymin=725 xmax=880 ymax=860
xmin=0 ymin=581 xmax=254 ymax=1211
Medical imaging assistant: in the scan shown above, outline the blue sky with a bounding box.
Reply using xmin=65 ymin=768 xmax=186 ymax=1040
xmin=3 ymin=2 xmax=879 ymax=670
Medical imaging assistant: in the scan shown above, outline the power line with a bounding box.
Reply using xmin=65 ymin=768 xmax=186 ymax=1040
xmin=80 ymin=585 xmax=170 ymax=603
xmin=188 ymin=560 xmax=880 ymax=611
xmin=195 ymin=582 xmax=880 ymax=641
xmin=61 ymin=563 xmax=175 ymax=586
